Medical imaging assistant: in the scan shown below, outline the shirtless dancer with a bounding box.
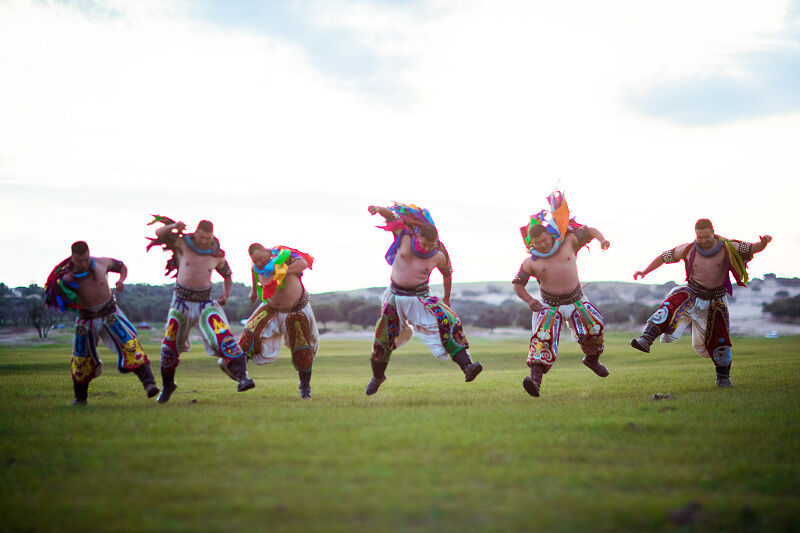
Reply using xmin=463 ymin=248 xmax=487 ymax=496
xmin=631 ymin=218 xmax=772 ymax=387
xmin=366 ymin=202 xmax=482 ymax=395
xmin=512 ymin=191 xmax=611 ymax=397
xmin=149 ymin=218 xmax=254 ymax=403
xmin=44 ymin=241 xmax=158 ymax=405
xmin=236 ymin=244 xmax=318 ymax=399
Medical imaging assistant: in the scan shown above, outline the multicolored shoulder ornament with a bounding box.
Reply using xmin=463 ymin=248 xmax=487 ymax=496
xmin=253 ymin=246 xmax=315 ymax=301
xmin=44 ymin=258 xmax=80 ymax=313
xmin=520 ymin=190 xmax=583 ymax=260
xmin=145 ymin=214 xmax=224 ymax=277
xmin=378 ymin=202 xmax=441 ymax=265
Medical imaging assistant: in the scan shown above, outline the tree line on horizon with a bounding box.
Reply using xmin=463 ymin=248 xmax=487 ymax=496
xmin=2 ymin=278 xmax=800 ymax=338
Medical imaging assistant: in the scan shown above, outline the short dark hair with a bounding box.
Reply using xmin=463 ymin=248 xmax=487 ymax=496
xmin=529 ymin=224 xmax=548 ymax=238
xmin=419 ymin=223 xmax=438 ymax=242
xmin=248 ymin=243 xmax=266 ymax=256
xmin=71 ymin=241 xmax=89 ymax=255
xmin=196 ymin=220 xmax=214 ymax=233
xmin=695 ymin=219 xmax=714 ymax=232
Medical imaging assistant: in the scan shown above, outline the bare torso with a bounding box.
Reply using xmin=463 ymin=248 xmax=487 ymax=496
xmin=260 ymin=272 xmax=305 ymax=312
xmin=390 ymin=233 xmax=445 ymax=288
xmin=64 ymin=257 xmax=115 ymax=308
xmin=524 ymin=233 xmax=581 ymax=295
xmin=174 ymin=239 xmax=225 ymax=290
xmin=674 ymin=239 xmax=741 ymax=288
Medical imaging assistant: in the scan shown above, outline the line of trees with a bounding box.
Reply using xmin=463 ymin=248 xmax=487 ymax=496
xmin=5 ymin=280 xmax=800 ymax=334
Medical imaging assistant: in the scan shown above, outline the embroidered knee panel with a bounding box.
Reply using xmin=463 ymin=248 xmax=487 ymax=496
xmin=372 ymin=297 xmax=400 ymax=362
xmin=200 ymin=306 xmax=243 ymax=360
xmin=705 ymin=300 xmax=732 ymax=366
xmin=238 ymin=305 xmax=277 ymax=358
xmin=72 ymin=323 xmax=99 ymax=383
xmin=528 ymin=308 xmax=561 ymax=368
xmin=649 ymin=287 xmax=693 ymax=335
xmin=423 ymin=297 xmax=469 ymax=357
xmin=286 ymin=312 xmax=314 ymax=371
xmin=160 ymin=308 xmax=185 ymax=368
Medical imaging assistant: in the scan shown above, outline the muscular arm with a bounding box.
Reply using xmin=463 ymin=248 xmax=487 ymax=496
xmin=107 ymin=258 xmax=127 ymax=292
xmin=749 ymin=235 xmax=772 ymax=255
xmin=216 ymin=258 xmax=233 ymax=306
xmin=286 ymin=258 xmax=309 ymax=276
xmin=634 ymin=244 xmax=686 ymax=280
xmin=436 ymin=251 xmax=453 ymax=306
xmin=587 ymin=227 xmax=610 ymax=250
xmin=633 ymin=255 xmax=664 ymax=280
xmin=156 ymin=221 xmax=185 ymax=239
xmin=512 ymin=261 xmax=544 ymax=312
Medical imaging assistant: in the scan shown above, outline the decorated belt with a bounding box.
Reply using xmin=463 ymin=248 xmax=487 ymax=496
xmin=688 ymin=279 xmax=726 ymax=300
xmin=390 ymin=280 xmax=430 ymax=297
xmin=174 ymin=283 xmax=212 ymax=303
xmin=268 ymin=289 xmax=311 ymax=313
xmin=78 ymin=298 xmax=117 ymax=320
xmin=540 ymin=285 xmax=584 ymax=307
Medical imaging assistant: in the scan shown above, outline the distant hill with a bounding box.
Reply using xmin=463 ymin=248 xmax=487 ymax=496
xmin=322 ymin=275 xmax=800 ymax=336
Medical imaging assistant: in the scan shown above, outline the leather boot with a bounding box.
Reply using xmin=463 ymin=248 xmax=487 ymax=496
xmin=157 ymin=366 xmax=178 ymax=404
xmin=522 ymin=363 xmax=545 ymax=397
xmin=582 ymin=353 xmax=610 ymax=377
xmin=227 ymin=356 xmax=255 ymax=392
xmin=298 ymin=370 xmax=312 ymax=400
xmin=452 ymin=349 xmax=483 ymax=382
xmin=72 ymin=381 xmax=89 ymax=406
xmin=366 ymin=359 xmax=388 ymax=396
xmin=631 ymin=322 xmax=660 ymax=353
xmin=133 ymin=364 xmax=160 ymax=398
xmin=715 ymin=364 xmax=733 ymax=388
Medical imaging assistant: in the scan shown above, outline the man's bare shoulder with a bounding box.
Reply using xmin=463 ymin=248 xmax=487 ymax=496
xmin=672 ymin=242 xmax=692 ymax=259
xmin=521 ymin=256 xmax=537 ymax=273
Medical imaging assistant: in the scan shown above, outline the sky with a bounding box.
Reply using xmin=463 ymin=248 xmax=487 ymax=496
xmin=1 ymin=0 xmax=799 ymax=295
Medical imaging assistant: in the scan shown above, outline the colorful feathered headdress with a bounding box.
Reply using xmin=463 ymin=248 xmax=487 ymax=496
xmin=521 ymin=191 xmax=582 ymax=259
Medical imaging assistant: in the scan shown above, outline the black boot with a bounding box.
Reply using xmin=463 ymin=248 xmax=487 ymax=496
xmin=452 ymin=349 xmax=482 ymax=382
xmin=715 ymin=365 xmax=733 ymax=388
xmin=582 ymin=353 xmax=610 ymax=377
xmin=133 ymin=364 xmax=160 ymax=398
xmin=298 ymin=370 xmax=312 ymax=400
xmin=227 ymin=356 xmax=255 ymax=392
xmin=157 ymin=366 xmax=178 ymax=404
xmin=366 ymin=359 xmax=388 ymax=396
xmin=522 ymin=363 xmax=545 ymax=397
xmin=72 ymin=381 xmax=89 ymax=406
xmin=631 ymin=322 xmax=660 ymax=353
xmin=217 ymin=357 xmax=237 ymax=381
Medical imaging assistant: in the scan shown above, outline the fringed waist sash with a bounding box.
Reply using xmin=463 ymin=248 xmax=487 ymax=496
xmin=540 ymin=284 xmax=584 ymax=307
xmin=390 ymin=280 xmax=430 ymax=297
xmin=78 ymin=298 xmax=117 ymax=320
xmin=174 ymin=283 xmax=212 ymax=302
xmin=688 ymin=279 xmax=727 ymax=300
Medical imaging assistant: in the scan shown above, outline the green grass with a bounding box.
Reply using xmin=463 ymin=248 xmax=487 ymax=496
xmin=1 ymin=333 xmax=798 ymax=532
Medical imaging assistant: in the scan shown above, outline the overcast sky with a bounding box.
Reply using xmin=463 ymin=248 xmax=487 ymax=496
xmin=1 ymin=0 xmax=799 ymax=294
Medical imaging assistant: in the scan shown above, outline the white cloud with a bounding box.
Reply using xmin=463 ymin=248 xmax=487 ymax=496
xmin=0 ymin=0 xmax=798 ymax=292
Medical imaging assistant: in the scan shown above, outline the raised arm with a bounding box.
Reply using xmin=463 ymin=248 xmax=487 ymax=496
xmin=368 ymin=205 xmax=395 ymax=222
xmin=155 ymin=221 xmax=186 ymax=239
xmin=735 ymin=235 xmax=772 ymax=257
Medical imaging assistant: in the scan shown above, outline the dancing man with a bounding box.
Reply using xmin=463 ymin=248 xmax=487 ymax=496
xmin=512 ymin=191 xmax=611 ymax=397
xmin=366 ymin=202 xmax=481 ymax=395
xmin=148 ymin=217 xmax=254 ymax=403
xmin=236 ymin=243 xmax=318 ymax=399
xmin=44 ymin=241 xmax=159 ymax=405
xmin=631 ymin=218 xmax=772 ymax=387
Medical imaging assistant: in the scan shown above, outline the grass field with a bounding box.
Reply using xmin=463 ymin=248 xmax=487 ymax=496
xmin=1 ymin=332 xmax=798 ymax=532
